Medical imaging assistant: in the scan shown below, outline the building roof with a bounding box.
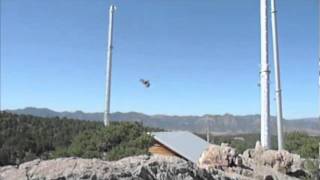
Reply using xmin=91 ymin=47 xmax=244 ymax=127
xmin=151 ymin=131 xmax=210 ymax=163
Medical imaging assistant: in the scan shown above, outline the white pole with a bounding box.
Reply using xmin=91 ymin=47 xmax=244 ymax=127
xmin=318 ymin=0 xmax=320 ymax=170
xmin=271 ymin=0 xmax=284 ymax=150
xmin=260 ymin=0 xmax=271 ymax=148
xmin=318 ymin=3 xmax=320 ymax=168
xmin=206 ymin=119 xmax=210 ymax=143
xmin=318 ymin=0 xmax=320 ymax=136
xmin=104 ymin=5 xmax=116 ymax=126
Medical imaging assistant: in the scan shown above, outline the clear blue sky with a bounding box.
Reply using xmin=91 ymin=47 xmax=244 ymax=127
xmin=1 ymin=0 xmax=318 ymax=118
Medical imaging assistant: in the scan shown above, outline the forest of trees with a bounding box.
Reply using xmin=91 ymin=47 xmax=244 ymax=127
xmin=0 ymin=111 xmax=319 ymax=166
xmin=199 ymin=132 xmax=320 ymax=159
xmin=0 ymin=112 xmax=156 ymax=166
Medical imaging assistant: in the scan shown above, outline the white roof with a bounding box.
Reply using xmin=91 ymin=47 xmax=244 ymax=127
xmin=151 ymin=131 xmax=209 ymax=163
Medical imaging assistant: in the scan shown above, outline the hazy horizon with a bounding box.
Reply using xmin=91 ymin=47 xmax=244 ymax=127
xmin=5 ymin=106 xmax=319 ymax=120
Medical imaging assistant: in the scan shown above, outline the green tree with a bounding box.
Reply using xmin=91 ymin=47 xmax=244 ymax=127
xmin=285 ymin=132 xmax=320 ymax=158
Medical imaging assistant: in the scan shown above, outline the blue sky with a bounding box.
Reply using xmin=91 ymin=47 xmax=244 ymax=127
xmin=1 ymin=0 xmax=318 ymax=118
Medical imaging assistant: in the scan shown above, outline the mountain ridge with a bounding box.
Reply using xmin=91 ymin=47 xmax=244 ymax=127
xmin=6 ymin=107 xmax=320 ymax=135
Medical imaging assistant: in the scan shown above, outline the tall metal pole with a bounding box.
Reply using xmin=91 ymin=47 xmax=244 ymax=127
xmin=318 ymin=1 xmax=320 ymax=170
xmin=260 ymin=0 xmax=271 ymax=148
xmin=271 ymin=0 xmax=284 ymax=150
xmin=317 ymin=1 xmax=320 ymax=169
xmin=318 ymin=0 xmax=320 ymax=137
xmin=318 ymin=142 xmax=320 ymax=169
xmin=104 ymin=5 xmax=116 ymax=126
xmin=206 ymin=119 xmax=210 ymax=143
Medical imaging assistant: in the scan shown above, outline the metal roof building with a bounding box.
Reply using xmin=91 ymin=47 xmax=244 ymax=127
xmin=150 ymin=131 xmax=210 ymax=164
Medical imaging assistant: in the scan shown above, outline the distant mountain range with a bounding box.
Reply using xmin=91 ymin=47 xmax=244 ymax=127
xmin=6 ymin=107 xmax=320 ymax=135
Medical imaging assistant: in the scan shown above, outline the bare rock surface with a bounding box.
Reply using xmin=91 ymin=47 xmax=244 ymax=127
xmin=198 ymin=143 xmax=239 ymax=169
xmin=0 ymin=155 xmax=236 ymax=180
xmin=198 ymin=142 xmax=310 ymax=180
xmin=241 ymin=142 xmax=305 ymax=175
xmin=0 ymin=142 xmax=315 ymax=180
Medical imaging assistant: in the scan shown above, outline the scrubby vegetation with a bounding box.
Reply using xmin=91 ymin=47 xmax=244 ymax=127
xmin=199 ymin=132 xmax=320 ymax=159
xmin=1 ymin=112 xmax=319 ymax=167
xmin=284 ymin=132 xmax=320 ymax=159
xmin=52 ymin=122 xmax=155 ymax=161
xmin=0 ymin=112 xmax=156 ymax=166
xmin=198 ymin=133 xmax=274 ymax=153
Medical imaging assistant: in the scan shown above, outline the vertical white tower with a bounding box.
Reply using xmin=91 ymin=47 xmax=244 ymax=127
xmin=104 ymin=5 xmax=116 ymax=126
xmin=206 ymin=119 xmax=210 ymax=143
xmin=316 ymin=0 xmax=319 ymax=167
xmin=271 ymin=0 xmax=284 ymax=150
xmin=260 ymin=0 xmax=271 ymax=148
xmin=318 ymin=1 xmax=320 ymax=151
xmin=318 ymin=0 xmax=320 ymax=131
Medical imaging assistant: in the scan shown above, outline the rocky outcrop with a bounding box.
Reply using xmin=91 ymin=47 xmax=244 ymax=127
xmin=242 ymin=142 xmax=304 ymax=174
xmin=198 ymin=143 xmax=240 ymax=169
xmin=0 ymin=155 xmax=236 ymax=180
xmin=0 ymin=143 xmax=315 ymax=180
xmin=198 ymin=142 xmax=311 ymax=180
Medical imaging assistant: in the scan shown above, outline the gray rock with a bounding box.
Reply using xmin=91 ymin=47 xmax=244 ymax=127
xmin=240 ymin=141 xmax=309 ymax=179
xmin=198 ymin=143 xmax=241 ymax=171
xmin=0 ymin=143 xmax=312 ymax=180
xmin=198 ymin=142 xmax=307 ymax=180
xmin=0 ymin=155 xmax=237 ymax=180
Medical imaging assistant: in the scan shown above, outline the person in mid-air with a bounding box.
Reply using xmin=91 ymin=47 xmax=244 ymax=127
xmin=140 ymin=79 xmax=150 ymax=88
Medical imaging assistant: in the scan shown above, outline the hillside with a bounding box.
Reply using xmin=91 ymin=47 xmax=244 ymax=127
xmin=8 ymin=107 xmax=320 ymax=135
xmin=1 ymin=112 xmax=319 ymax=179
xmin=0 ymin=112 xmax=157 ymax=166
xmin=1 ymin=112 xmax=320 ymax=167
